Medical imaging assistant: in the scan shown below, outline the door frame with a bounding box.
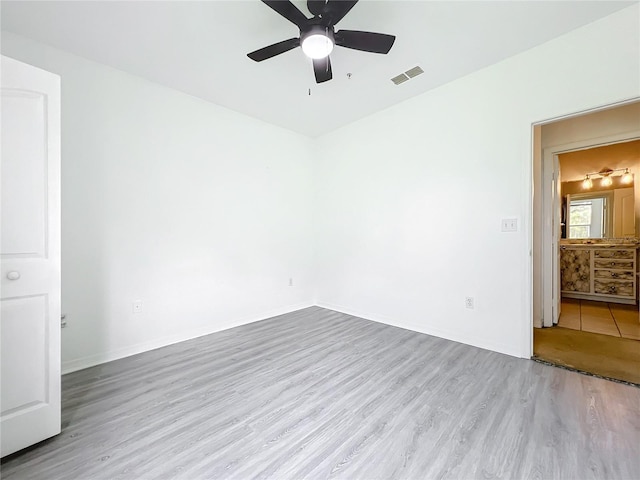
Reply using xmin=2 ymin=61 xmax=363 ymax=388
xmin=541 ymin=130 xmax=640 ymax=328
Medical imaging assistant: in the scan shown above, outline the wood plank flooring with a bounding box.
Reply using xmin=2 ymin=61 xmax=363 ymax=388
xmin=2 ymin=307 xmax=639 ymax=479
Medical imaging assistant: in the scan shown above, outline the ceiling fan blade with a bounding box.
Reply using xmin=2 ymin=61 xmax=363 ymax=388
xmin=324 ymin=0 xmax=358 ymax=24
xmin=247 ymin=38 xmax=300 ymax=62
xmin=307 ymin=0 xmax=326 ymax=17
xmin=262 ymin=0 xmax=309 ymax=28
xmin=312 ymin=56 xmax=332 ymax=83
xmin=335 ymin=30 xmax=395 ymax=54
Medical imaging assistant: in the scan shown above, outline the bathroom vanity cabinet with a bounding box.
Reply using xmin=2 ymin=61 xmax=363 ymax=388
xmin=560 ymin=245 xmax=638 ymax=304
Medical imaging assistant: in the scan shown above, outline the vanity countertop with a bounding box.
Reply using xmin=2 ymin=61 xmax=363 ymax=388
xmin=559 ymin=241 xmax=640 ymax=249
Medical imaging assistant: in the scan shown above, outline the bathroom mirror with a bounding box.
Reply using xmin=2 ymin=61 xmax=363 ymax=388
xmin=562 ymin=186 xmax=634 ymax=239
xmin=565 ymin=192 xmax=612 ymax=239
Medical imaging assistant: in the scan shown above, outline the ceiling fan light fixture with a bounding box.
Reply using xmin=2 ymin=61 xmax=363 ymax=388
xmin=301 ymin=33 xmax=334 ymax=59
xmin=247 ymin=0 xmax=396 ymax=83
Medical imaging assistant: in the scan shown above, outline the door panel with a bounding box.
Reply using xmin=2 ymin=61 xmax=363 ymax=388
xmin=613 ymin=187 xmax=635 ymax=237
xmin=1 ymin=55 xmax=61 ymax=458
xmin=1 ymin=296 xmax=48 ymax=414
xmin=1 ymin=91 xmax=47 ymax=257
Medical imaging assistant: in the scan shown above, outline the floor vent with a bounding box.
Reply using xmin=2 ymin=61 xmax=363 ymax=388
xmin=391 ymin=66 xmax=424 ymax=85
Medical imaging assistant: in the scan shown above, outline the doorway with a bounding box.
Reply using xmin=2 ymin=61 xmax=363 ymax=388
xmin=532 ymin=101 xmax=640 ymax=385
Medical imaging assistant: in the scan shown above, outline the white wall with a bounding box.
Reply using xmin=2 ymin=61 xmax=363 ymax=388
xmin=2 ymin=5 xmax=638 ymax=371
xmin=314 ymin=5 xmax=640 ymax=357
xmin=2 ymin=32 xmax=316 ymax=373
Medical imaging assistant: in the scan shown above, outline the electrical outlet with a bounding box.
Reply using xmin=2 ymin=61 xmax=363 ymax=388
xmin=61 ymin=314 xmax=67 ymax=328
xmin=133 ymin=300 xmax=143 ymax=313
xmin=465 ymin=297 xmax=474 ymax=309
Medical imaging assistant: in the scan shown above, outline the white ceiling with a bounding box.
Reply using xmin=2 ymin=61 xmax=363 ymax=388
xmin=1 ymin=1 xmax=635 ymax=137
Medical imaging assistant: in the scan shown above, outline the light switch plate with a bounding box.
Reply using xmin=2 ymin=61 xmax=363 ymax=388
xmin=501 ymin=218 xmax=518 ymax=232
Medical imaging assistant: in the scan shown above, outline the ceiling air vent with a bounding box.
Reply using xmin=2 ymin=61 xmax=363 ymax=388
xmin=391 ymin=73 xmax=409 ymax=85
xmin=391 ymin=66 xmax=424 ymax=85
xmin=405 ymin=66 xmax=424 ymax=78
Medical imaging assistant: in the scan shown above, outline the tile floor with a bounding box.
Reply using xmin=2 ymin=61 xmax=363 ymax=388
xmin=558 ymin=298 xmax=640 ymax=340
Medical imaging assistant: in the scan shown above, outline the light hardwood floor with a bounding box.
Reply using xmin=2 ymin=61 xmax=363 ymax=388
xmin=2 ymin=307 xmax=639 ymax=479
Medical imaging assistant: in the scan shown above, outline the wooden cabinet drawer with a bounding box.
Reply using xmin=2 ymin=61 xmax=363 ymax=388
xmin=593 ymin=259 xmax=634 ymax=270
xmin=594 ymin=249 xmax=634 ymax=259
xmin=594 ymin=269 xmax=635 ymax=280
xmin=594 ymin=279 xmax=635 ymax=297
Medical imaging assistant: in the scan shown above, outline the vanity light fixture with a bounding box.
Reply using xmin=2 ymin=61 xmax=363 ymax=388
xmin=600 ymin=174 xmax=613 ymax=187
xmin=580 ymin=167 xmax=633 ymax=190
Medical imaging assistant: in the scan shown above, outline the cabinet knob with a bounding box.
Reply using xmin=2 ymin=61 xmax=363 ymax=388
xmin=611 ymin=272 xmax=617 ymax=278
xmin=611 ymin=262 xmax=616 ymax=266
xmin=6 ymin=271 xmax=20 ymax=281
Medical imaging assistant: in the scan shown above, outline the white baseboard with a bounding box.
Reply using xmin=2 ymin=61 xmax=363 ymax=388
xmin=61 ymin=302 xmax=315 ymax=374
xmin=316 ymin=301 xmax=525 ymax=358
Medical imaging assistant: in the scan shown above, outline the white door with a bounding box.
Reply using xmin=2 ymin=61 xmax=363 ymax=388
xmin=613 ymin=187 xmax=635 ymax=237
xmin=542 ymin=150 xmax=562 ymax=327
xmin=1 ymin=56 xmax=61 ymax=458
xmin=553 ymin=154 xmax=561 ymax=324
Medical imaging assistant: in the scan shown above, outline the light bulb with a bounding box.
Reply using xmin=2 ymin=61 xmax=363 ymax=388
xmin=601 ymin=175 xmax=613 ymax=187
xmin=582 ymin=176 xmax=592 ymax=189
xmin=621 ymin=169 xmax=633 ymax=184
xmin=301 ymin=34 xmax=334 ymax=59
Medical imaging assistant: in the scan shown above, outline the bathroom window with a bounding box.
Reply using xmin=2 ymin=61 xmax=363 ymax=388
xmin=567 ymin=194 xmax=610 ymax=239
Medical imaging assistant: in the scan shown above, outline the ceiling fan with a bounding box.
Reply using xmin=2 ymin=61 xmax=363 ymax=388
xmin=247 ymin=0 xmax=396 ymax=83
